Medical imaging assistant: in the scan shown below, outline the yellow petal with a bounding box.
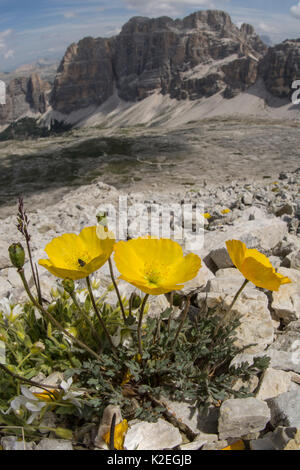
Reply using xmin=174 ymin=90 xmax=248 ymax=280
xmin=114 ymin=240 xmax=145 ymax=281
xmin=39 ymin=226 xmax=114 ymax=280
xmin=167 ymin=253 xmax=201 ymax=285
xmin=81 ymin=226 xmax=115 ymax=256
xmin=38 ymin=259 xmax=89 ymax=280
xmin=114 ymin=238 xmax=201 ymax=295
xmin=244 ymin=248 xmax=273 ymax=269
xmin=241 ymin=257 xmax=291 ymax=291
xmin=103 ymin=419 xmax=128 ymax=450
xmin=44 ymin=233 xmax=84 ymax=268
xmin=121 ymin=370 xmax=132 ymax=386
xmin=34 ymin=390 xmax=60 ymax=402
xmin=222 ymin=440 xmax=245 ymax=451
xmin=226 ymin=240 xmax=247 ymax=271
xmin=119 ymin=277 xmax=184 ymax=295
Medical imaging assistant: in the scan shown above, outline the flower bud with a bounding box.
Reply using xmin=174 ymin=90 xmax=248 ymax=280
xmin=172 ymin=293 xmax=183 ymax=308
xmin=30 ymin=341 xmax=45 ymax=355
xmin=62 ymin=278 xmax=75 ymax=295
xmin=8 ymin=243 xmax=25 ymax=269
xmin=130 ymin=293 xmax=142 ymax=310
xmin=125 ymin=314 xmax=136 ymax=326
xmin=47 ymin=302 xmax=57 ymax=314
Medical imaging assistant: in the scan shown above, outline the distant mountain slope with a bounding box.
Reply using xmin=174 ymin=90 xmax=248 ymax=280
xmin=0 ymin=74 xmax=50 ymax=126
xmin=0 ymin=59 xmax=59 ymax=84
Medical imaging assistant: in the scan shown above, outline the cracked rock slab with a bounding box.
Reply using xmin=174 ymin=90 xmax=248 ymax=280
xmin=267 ymin=390 xmax=300 ymax=428
xmin=218 ymin=397 xmax=271 ymax=439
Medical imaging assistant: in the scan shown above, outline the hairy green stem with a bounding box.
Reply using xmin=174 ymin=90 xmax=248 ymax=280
xmin=172 ymin=296 xmax=191 ymax=349
xmin=70 ymin=291 xmax=102 ymax=346
xmin=0 ymin=363 xmax=60 ymax=393
xmin=214 ymin=279 xmax=249 ymax=336
xmin=137 ymin=294 xmax=149 ymax=359
xmin=108 ymin=257 xmax=127 ymax=323
xmin=18 ymin=269 xmax=103 ymax=362
xmin=26 ymin=237 xmax=42 ymax=304
xmin=86 ymin=276 xmax=117 ymax=353
xmin=167 ymin=292 xmax=174 ymax=334
xmin=16 ymin=352 xmax=33 ymax=371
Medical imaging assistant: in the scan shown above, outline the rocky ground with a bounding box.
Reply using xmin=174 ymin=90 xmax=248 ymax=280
xmin=1 ymin=163 xmax=300 ymax=450
xmin=1 ymin=117 xmax=300 ymax=219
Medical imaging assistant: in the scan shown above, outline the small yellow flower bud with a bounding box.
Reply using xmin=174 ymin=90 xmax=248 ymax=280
xmin=8 ymin=243 xmax=25 ymax=269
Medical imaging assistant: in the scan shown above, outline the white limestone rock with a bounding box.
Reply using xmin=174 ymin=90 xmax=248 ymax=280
xmin=218 ymin=397 xmax=271 ymax=439
xmin=124 ymin=418 xmax=182 ymax=450
xmin=256 ymin=368 xmax=292 ymax=400
xmin=272 ymin=268 xmax=300 ymax=324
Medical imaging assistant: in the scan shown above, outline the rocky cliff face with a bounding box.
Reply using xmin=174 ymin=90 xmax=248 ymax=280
xmin=50 ymin=38 xmax=115 ymax=113
xmin=50 ymin=10 xmax=267 ymax=113
xmin=2 ymin=10 xmax=300 ymax=126
xmin=0 ymin=74 xmax=50 ymax=126
xmin=260 ymin=40 xmax=300 ymax=98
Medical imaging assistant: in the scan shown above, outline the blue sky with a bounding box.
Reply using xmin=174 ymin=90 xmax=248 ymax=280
xmin=0 ymin=0 xmax=300 ymax=71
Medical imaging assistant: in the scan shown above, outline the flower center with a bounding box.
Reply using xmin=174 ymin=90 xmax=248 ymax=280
xmin=144 ymin=263 xmax=169 ymax=286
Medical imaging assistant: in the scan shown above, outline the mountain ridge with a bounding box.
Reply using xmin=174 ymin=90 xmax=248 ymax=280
xmin=0 ymin=9 xmax=299 ymax=129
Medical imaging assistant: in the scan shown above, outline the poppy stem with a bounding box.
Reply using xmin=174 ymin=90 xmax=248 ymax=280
xmin=108 ymin=257 xmax=127 ymax=324
xmin=18 ymin=268 xmax=104 ymax=363
xmin=17 ymin=197 xmax=42 ymax=304
xmin=172 ymin=295 xmax=191 ymax=349
xmin=0 ymin=363 xmax=61 ymax=393
xmin=86 ymin=276 xmax=117 ymax=353
xmin=214 ymin=279 xmax=249 ymax=336
xmin=167 ymin=292 xmax=174 ymax=334
xmin=137 ymin=294 xmax=149 ymax=359
xmin=70 ymin=292 xmax=103 ymax=346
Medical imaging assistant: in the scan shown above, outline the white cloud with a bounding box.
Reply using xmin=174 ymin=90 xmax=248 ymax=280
xmin=123 ymin=0 xmax=215 ymax=16
xmin=0 ymin=29 xmax=13 ymax=62
xmin=4 ymin=49 xmax=14 ymax=59
xmin=63 ymin=11 xmax=77 ymax=19
xmin=230 ymin=7 xmax=300 ymax=44
xmin=291 ymin=2 xmax=300 ymax=20
xmin=258 ymin=22 xmax=276 ymax=34
xmin=0 ymin=29 xmax=12 ymax=50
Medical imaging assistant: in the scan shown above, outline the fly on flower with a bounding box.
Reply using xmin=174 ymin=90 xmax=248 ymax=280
xmin=39 ymin=226 xmax=115 ymax=280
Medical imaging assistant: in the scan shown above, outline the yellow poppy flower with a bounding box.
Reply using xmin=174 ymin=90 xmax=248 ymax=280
xmin=221 ymin=209 xmax=231 ymax=214
xmin=222 ymin=440 xmax=245 ymax=451
xmin=34 ymin=390 xmax=60 ymax=402
xmin=39 ymin=226 xmax=115 ymax=280
xmin=103 ymin=419 xmax=128 ymax=450
xmin=202 ymin=213 xmax=211 ymax=219
xmin=226 ymin=240 xmax=292 ymax=292
xmin=114 ymin=237 xmax=201 ymax=295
